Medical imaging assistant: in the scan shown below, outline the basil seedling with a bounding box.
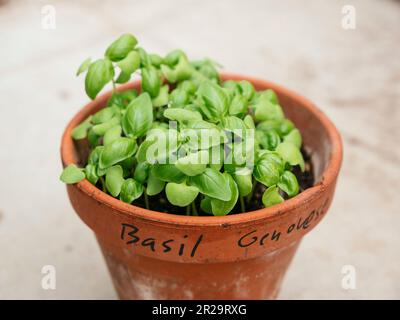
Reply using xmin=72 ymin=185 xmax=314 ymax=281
xmin=61 ymin=33 xmax=310 ymax=216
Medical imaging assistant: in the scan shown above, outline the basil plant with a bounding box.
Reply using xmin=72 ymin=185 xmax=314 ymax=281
xmin=60 ymin=33 xmax=306 ymax=216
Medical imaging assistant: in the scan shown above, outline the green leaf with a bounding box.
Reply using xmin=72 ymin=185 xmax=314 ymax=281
xmin=257 ymin=149 xmax=283 ymax=165
xmin=135 ymin=139 xmax=156 ymax=164
xmin=107 ymin=92 xmax=125 ymax=108
xmin=238 ymin=80 xmax=255 ymax=101
xmin=87 ymin=128 xmax=101 ymax=148
xmin=163 ymin=49 xmax=187 ymax=67
xmin=85 ymin=164 xmax=99 ymax=185
xmin=178 ymin=80 xmax=197 ymax=94
xmin=152 ymin=85 xmax=169 ymax=107
xmin=119 ymin=89 xmax=138 ymax=104
xmin=260 ymin=89 xmax=279 ymax=104
xmin=99 ymin=137 xmax=137 ymax=169
xmin=200 ymin=197 xmax=212 ymax=214
xmin=119 ymin=157 xmax=135 ymax=177
xmin=180 ymin=125 xmax=221 ymax=152
xmin=256 ymin=129 xmax=281 ymax=150
xmin=169 ymin=88 xmax=189 ymax=108
xmin=188 ymin=168 xmax=231 ymax=201
xmin=76 ymin=57 xmax=91 ymax=76
xmin=279 ymin=119 xmax=295 ymax=136
xmin=175 ymin=150 xmax=209 ymax=176
xmin=85 ymin=59 xmax=114 ymax=99
xmin=164 ymin=108 xmax=202 ymax=123
xmin=193 ymin=59 xmax=219 ymax=80
xmin=92 ymin=107 xmax=116 ymax=124
xmin=225 ymin=140 xmax=255 ymax=168
xmin=151 ymin=164 xmax=186 ymax=183
xmin=146 ymin=170 xmax=165 ymax=195
xmin=258 ymin=151 xmax=285 ymax=171
xmin=71 ymin=116 xmax=92 ymax=140
xmin=105 ymin=33 xmax=138 ymax=61
xmin=105 ymin=165 xmax=124 ymax=197
xmin=233 ymin=168 xmax=253 ymax=196
xmin=161 ymin=55 xmax=192 ymax=83
xmin=60 ymin=164 xmax=85 ymax=184
xmin=276 ymin=141 xmax=305 ymax=171
xmin=137 ymin=129 xmax=178 ymax=164
xmin=223 ymin=80 xmax=240 ymax=94
xmin=141 ymin=66 xmax=161 ymax=98
xmin=210 ymin=173 xmax=239 ymax=216
xmin=208 ymin=145 xmax=224 ymax=171
xmin=122 ymin=92 xmax=153 ymax=138
xmin=256 ymin=119 xmax=281 ymax=132
xmin=262 ymin=185 xmax=284 ymax=207
xmin=92 ymin=115 xmax=120 ymax=136
xmin=116 ymin=71 xmax=131 ymax=84
xmin=136 ymin=47 xmax=152 ymax=67
xmin=133 ymin=162 xmax=150 ymax=183
xmin=284 ymin=128 xmax=302 ymax=149
xmin=149 ymin=53 xmax=163 ymax=67
xmin=278 ymin=170 xmax=299 ymax=198
xmin=221 ymin=116 xmax=247 ymax=140
xmin=103 ymin=125 xmax=122 ymax=146
xmin=197 ymin=81 xmax=228 ymax=120
xmin=243 ymin=114 xmax=255 ymax=129
xmin=165 ymin=182 xmax=199 ymax=207
xmin=228 ymin=94 xmax=247 ymax=116
xmin=88 ymin=146 xmax=104 ymax=165
xmin=117 ymin=50 xmax=140 ymax=75
xmin=97 ymin=165 xmax=107 ymax=177
xmin=254 ymin=98 xmax=284 ymax=122
xmin=120 ymin=178 xmax=144 ymax=203
xmin=253 ymin=156 xmax=281 ymax=187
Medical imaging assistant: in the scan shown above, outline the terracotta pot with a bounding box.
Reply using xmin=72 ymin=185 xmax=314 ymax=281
xmin=61 ymin=73 xmax=342 ymax=300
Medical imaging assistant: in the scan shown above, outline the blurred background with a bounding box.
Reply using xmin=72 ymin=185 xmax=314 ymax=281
xmin=0 ymin=0 xmax=399 ymax=299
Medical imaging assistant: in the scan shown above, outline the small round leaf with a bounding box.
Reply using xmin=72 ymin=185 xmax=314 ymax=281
xmin=262 ymin=185 xmax=284 ymax=208
xmin=165 ymin=182 xmax=199 ymax=207
xmin=60 ymin=164 xmax=85 ymax=184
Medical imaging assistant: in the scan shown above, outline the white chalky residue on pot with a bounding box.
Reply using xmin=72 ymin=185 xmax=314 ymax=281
xmin=183 ymin=289 xmax=194 ymax=299
xmin=108 ymin=248 xmax=195 ymax=299
xmin=133 ymin=272 xmax=173 ymax=300
xmin=104 ymin=252 xmax=139 ymax=299
xmin=130 ymin=275 xmax=195 ymax=300
xmin=234 ymin=273 xmax=251 ymax=298
xmin=101 ymin=249 xmax=163 ymax=299
xmin=264 ymin=249 xmax=281 ymax=258
xmin=130 ymin=276 xmax=160 ymax=300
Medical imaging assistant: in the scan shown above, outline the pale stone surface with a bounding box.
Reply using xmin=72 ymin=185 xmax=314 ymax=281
xmin=0 ymin=0 xmax=399 ymax=299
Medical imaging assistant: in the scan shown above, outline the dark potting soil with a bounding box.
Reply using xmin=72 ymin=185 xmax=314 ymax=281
xmin=126 ymin=147 xmax=314 ymax=216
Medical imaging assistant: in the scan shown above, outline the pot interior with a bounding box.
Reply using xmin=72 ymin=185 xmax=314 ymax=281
xmin=275 ymin=92 xmax=330 ymax=183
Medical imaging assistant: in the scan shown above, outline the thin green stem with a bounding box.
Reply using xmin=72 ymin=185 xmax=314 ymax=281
xmin=144 ymin=191 xmax=150 ymax=210
xmin=246 ymin=178 xmax=257 ymax=203
xmin=192 ymin=202 xmax=198 ymax=216
xmin=186 ymin=205 xmax=191 ymax=216
xmin=240 ymin=196 xmax=246 ymax=213
xmin=100 ymin=177 xmax=107 ymax=193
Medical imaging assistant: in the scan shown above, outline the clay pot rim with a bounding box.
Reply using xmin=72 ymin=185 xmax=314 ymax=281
xmin=61 ymin=72 xmax=342 ymax=227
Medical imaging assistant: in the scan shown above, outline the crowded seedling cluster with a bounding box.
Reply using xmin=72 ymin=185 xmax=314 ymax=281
xmin=60 ymin=33 xmax=306 ymax=216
